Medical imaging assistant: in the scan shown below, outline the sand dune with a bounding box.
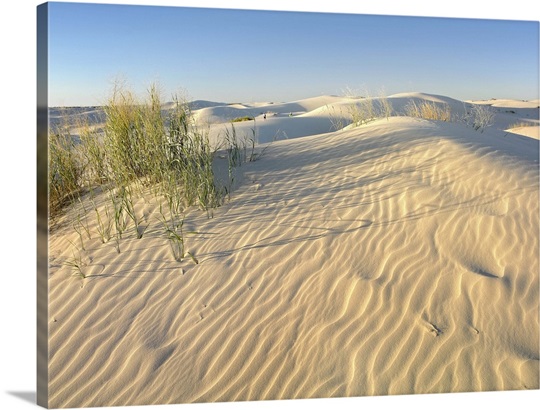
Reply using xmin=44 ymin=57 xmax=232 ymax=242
xmin=192 ymin=95 xmax=347 ymax=124
xmin=47 ymin=94 xmax=539 ymax=407
xmin=199 ymin=92 xmax=539 ymax=145
xmin=50 ymin=92 xmax=539 ymax=143
xmin=469 ymin=98 xmax=540 ymax=109
xmin=507 ymin=126 xmax=540 ymax=140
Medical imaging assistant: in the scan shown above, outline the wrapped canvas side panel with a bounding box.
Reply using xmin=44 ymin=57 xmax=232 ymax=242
xmin=37 ymin=3 xmax=49 ymax=408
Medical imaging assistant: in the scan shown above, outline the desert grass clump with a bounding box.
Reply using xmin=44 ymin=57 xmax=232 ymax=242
xmin=343 ymin=88 xmax=392 ymax=128
xmin=329 ymin=93 xmax=393 ymax=131
xmin=102 ymin=84 xmax=180 ymax=188
xmin=176 ymin=125 xmax=223 ymax=216
xmin=98 ymin=85 xmax=224 ymax=215
xmin=64 ymin=245 xmax=87 ymax=279
xmin=157 ymin=203 xmax=198 ymax=264
xmin=224 ymin=124 xmax=242 ymax=199
xmin=103 ymin=86 xmax=160 ymax=185
xmin=229 ymin=117 xmax=258 ymax=159
xmin=328 ymin=99 xmax=366 ymax=129
xmin=50 ymin=82 xmax=235 ymax=272
xmin=349 ymin=97 xmax=376 ymax=127
xmin=90 ymin=196 xmax=113 ymax=243
xmin=72 ymin=203 xmax=91 ymax=250
xmin=162 ymin=94 xmax=224 ymax=216
xmin=48 ymin=123 xmax=83 ymax=215
xmin=327 ymin=105 xmax=347 ymax=131
xmin=77 ymin=121 xmax=107 ymax=186
xmin=221 ymin=123 xmax=260 ymax=198
xmin=120 ymin=185 xmax=145 ymax=239
xmin=108 ymin=187 xmax=128 ymax=239
xmin=376 ymin=94 xmax=393 ymax=120
xmin=404 ymin=100 xmax=451 ymax=122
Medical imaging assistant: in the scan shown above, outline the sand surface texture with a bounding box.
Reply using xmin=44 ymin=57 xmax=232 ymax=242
xmin=48 ymin=93 xmax=539 ymax=407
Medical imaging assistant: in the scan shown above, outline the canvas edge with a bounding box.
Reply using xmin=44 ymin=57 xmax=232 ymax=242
xmin=37 ymin=2 xmax=49 ymax=408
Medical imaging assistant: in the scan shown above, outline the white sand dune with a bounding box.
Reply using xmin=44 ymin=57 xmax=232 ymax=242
xmin=199 ymin=92 xmax=538 ymax=145
xmin=390 ymin=91 xmax=469 ymax=112
xmin=469 ymin=98 xmax=540 ymax=109
xmin=162 ymin=99 xmax=228 ymax=111
xmin=51 ymin=92 xmax=539 ymax=143
xmin=47 ymin=94 xmax=539 ymax=408
xmin=193 ymin=95 xmax=348 ymax=124
xmin=194 ymin=95 xmax=347 ymax=142
xmin=465 ymin=98 xmax=539 ymax=135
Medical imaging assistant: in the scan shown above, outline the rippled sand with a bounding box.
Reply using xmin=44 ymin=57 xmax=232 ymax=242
xmin=48 ymin=100 xmax=539 ymax=407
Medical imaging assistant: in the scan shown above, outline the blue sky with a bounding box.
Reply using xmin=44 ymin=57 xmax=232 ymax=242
xmin=46 ymin=2 xmax=539 ymax=106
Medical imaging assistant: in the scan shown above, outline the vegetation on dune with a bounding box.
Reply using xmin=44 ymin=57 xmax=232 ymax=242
xmin=328 ymin=90 xmax=394 ymax=131
xmin=49 ymin=83 xmax=262 ymax=275
xmin=403 ymin=99 xmax=495 ymax=132
xmin=49 ymin=85 xmax=222 ymax=216
xmin=404 ymin=100 xmax=452 ymax=122
xmin=465 ymin=104 xmax=495 ymax=132
xmin=508 ymin=121 xmax=538 ymax=129
xmin=48 ymin=84 xmax=502 ymax=278
xmin=328 ymin=92 xmax=496 ymax=133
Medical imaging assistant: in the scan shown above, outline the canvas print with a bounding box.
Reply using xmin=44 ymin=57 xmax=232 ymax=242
xmin=37 ymin=2 xmax=540 ymax=408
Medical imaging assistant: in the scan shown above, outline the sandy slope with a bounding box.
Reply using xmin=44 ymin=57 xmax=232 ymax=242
xmin=47 ymin=96 xmax=539 ymax=408
xmin=197 ymin=92 xmax=539 ymax=145
xmin=52 ymin=92 xmax=539 ymax=143
xmin=507 ymin=126 xmax=540 ymax=140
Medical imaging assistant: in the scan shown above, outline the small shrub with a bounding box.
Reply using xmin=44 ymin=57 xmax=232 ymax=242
xmin=467 ymin=104 xmax=495 ymax=132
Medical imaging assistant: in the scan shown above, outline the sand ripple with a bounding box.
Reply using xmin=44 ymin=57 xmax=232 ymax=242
xmin=48 ymin=117 xmax=539 ymax=407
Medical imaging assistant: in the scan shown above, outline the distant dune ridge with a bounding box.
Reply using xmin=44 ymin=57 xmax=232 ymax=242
xmin=53 ymin=92 xmax=540 ymax=143
xmin=47 ymin=92 xmax=539 ymax=407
